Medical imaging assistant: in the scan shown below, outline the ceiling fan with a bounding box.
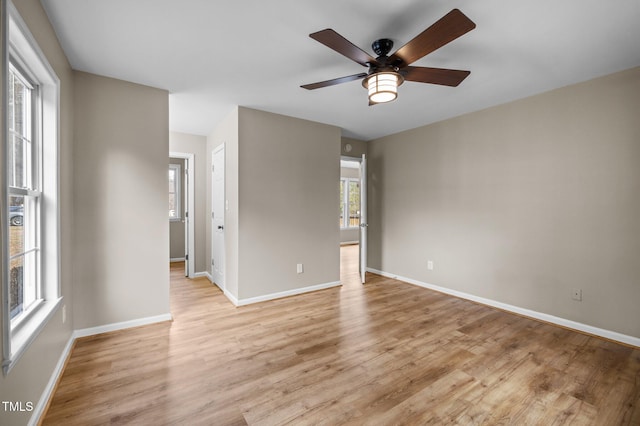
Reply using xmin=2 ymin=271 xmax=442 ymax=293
xmin=301 ymin=9 xmax=476 ymax=105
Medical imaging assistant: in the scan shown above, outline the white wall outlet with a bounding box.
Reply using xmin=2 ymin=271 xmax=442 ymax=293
xmin=427 ymin=260 xmax=434 ymax=271
xmin=572 ymin=288 xmax=582 ymax=301
xmin=62 ymin=305 xmax=67 ymax=324
xmin=297 ymin=263 xmax=304 ymax=274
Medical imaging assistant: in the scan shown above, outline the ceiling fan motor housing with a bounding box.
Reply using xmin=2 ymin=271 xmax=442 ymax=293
xmin=371 ymin=38 xmax=394 ymax=57
xmin=364 ymin=38 xmax=404 ymax=94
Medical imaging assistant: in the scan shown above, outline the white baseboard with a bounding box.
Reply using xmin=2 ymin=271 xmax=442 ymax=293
xmin=368 ymin=268 xmax=640 ymax=348
xmin=170 ymin=257 xmax=185 ymax=262
xmin=235 ymin=281 xmax=342 ymax=307
xmin=191 ymin=271 xmax=208 ymax=279
xmin=73 ymin=313 xmax=173 ymax=339
xmin=204 ymin=272 xmax=213 ymax=282
xmin=29 ymin=334 xmax=75 ymax=426
xmin=224 ymin=289 xmax=239 ymax=306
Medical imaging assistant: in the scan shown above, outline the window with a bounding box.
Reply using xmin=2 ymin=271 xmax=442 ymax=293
xmin=168 ymin=163 xmax=181 ymax=220
xmin=340 ymin=178 xmax=360 ymax=228
xmin=8 ymin=64 xmax=39 ymax=322
xmin=3 ymin=3 xmax=61 ymax=374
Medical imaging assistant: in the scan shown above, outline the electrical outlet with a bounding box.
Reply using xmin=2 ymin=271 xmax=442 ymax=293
xmin=427 ymin=260 xmax=434 ymax=271
xmin=62 ymin=305 xmax=67 ymax=324
xmin=572 ymin=289 xmax=582 ymax=301
xmin=297 ymin=263 xmax=304 ymax=274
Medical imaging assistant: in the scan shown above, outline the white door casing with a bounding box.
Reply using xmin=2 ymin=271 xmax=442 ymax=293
xmin=360 ymin=153 xmax=367 ymax=284
xmin=184 ymin=162 xmax=189 ymax=277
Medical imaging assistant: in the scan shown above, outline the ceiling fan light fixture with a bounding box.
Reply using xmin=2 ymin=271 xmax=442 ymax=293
xmin=364 ymin=72 xmax=403 ymax=104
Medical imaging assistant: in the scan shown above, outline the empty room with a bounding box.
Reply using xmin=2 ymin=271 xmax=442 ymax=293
xmin=1 ymin=0 xmax=639 ymax=425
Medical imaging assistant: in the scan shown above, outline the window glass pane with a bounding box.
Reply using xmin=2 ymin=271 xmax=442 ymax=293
xmin=10 ymin=67 xmax=31 ymax=139
xmin=8 ymin=71 xmax=14 ymax=132
xmin=169 ymin=193 xmax=176 ymax=219
xmin=8 ymin=67 xmax=33 ymax=190
xmin=9 ymin=194 xmax=39 ymax=321
xmin=339 ymin=180 xmax=345 ymax=227
xmin=10 ymin=251 xmax=38 ymax=321
xmin=10 ymin=195 xmax=36 ymax=251
xmin=9 ymin=133 xmax=29 ymax=189
xmin=9 ymin=255 xmax=24 ymax=320
xmin=168 ymin=165 xmax=181 ymax=219
xmin=9 ymin=196 xmax=25 ymax=255
xmin=168 ymin=168 xmax=175 ymax=192
xmin=348 ymin=181 xmax=360 ymax=227
xmin=12 ymin=71 xmax=26 ymax=136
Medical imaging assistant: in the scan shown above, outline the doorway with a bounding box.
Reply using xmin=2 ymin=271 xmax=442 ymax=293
xmin=340 ymin=155 xmax=367 ymax=283
xmin=169 ymin=152 xmax=195 ymax=277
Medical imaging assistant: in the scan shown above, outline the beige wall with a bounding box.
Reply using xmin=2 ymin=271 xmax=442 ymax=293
xmin=170 ymin=132 xmax=207 ymax=272
xmin=206 ymin=107 xmax=341 ymax=302
xmin=368 ymin=66 xmax=640 ymax=338
xmin=341 ymin=137 xmax=367 ymax=158
xmin=0 ymin=1 xmax=75 ymax=425
xmin=73 ymin=71 xmax=170 ymax=329
xmin=237 ymin=107 xmax=341 ymax=300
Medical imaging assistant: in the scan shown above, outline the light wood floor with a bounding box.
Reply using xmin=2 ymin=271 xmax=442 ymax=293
xmin=43 ymin=245 xmax=640 ymax=425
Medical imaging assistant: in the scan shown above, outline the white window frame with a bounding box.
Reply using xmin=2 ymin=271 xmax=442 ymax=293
xmin=8 ymin=60 xmax=41 ymax=329
xmin=169 ymin=163 xmax=181 ymax=221
xmin=2 ymin=1 xmax=61 ymax=375
xmin=340 ymin=177 xmax=360 ymax=229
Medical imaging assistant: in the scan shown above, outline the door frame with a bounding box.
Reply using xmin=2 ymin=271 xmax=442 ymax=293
xmin=170 ymin=151 xmax=195 ymax=278
xmin=340 ymin=155 xmax=367 ymax=283
xmin=359 ymin=154 xmax=367 ymax=283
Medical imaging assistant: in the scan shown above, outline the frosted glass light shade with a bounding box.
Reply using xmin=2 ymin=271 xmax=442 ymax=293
xmin=366 ymin=72 xmax=399 ymax=104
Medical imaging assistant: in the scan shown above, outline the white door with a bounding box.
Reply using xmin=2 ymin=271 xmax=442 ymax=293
xmin=184 ymin=162 xmax=189 ymax=277
xmin=360 ymin=154 xmax=367 ymax=283
xmin=212 ymin=145 xmax=225 ymax=290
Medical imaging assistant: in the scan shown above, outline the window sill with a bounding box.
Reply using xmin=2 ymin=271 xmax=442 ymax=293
xmin=3 ymin=297 xmax=63 ymax=375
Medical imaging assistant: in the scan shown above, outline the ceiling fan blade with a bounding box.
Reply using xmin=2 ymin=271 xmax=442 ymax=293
xmin=389 ymin=9 xmax=475 ymax=67
xmin=402 ymin=66 xmax=470 ymax=87
xmin=310 ymin=29 xmax=378 ymax=67
xmin=301 ymin=73 xmax=368 ymax=90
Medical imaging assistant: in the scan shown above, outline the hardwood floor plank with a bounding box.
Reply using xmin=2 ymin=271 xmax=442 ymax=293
xmin=42 ymin=245 xmax=640 ymax=425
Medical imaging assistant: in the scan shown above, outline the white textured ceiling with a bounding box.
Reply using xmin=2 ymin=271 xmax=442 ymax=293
xmin=41 ymin=0 xmax=640 ymax=141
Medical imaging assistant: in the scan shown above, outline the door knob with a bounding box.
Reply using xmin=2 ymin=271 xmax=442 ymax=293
xmin=218 ymin=225 xmax=224 ymax=230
